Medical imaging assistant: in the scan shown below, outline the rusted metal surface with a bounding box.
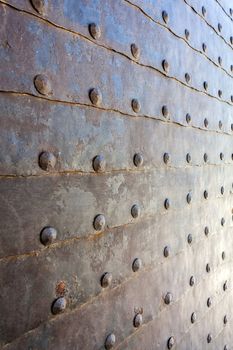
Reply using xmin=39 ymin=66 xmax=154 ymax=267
xmin=0 ymin=1 xmax=233 ymax=349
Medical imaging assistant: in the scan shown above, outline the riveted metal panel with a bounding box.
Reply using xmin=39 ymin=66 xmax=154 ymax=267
xmin=0 ymin=0 xmax=233 ymax=349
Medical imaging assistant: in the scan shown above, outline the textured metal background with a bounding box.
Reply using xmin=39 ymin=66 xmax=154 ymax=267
xmin=0 ymin=0 xmax=233 ymax=349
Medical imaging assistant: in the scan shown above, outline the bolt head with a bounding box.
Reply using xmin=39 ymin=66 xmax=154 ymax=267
xmin=162 ymin=10 xmax=169 ymax=23
xmin=39 ymin=151 xmax=56 ymax=171
xmin=101 ymin=272 xmax=112 ymax=288
xmin=218 ymin=56 xmax=222 ymax=65
xmin=202 ymin=43 xmax=207 ymax=52
xmin=184 ymin=29 xmax=190 ymax=40
xmin=131 ymin=43 xmax=140 ymax=60
xmin=164 ymin=198 xmax=170 ymax=210
xmin=186 ymin=153 xmax=191 ymax=163
xmin=52 ymin=297 xmax=67 ymax=315
xmin=186 ymin=192 xmax=192 ymax=204
xmin=191 ymin=312 xmax=197 ymax=323
xmin=34 ymin=74 xmax=52 ymax=95
xmin=203 ymin=81 xmax=208 ymax=91
xmin=93 ymin=155 xmax=106 ymax=172
xmin=202 ymin=6 xmax=206 ymax=16
xmin=190 ymin=276 xmax=195 ymax=286
xmin=204 ymin=190 xmax=208 ymax=199
xmin=221 ymin=217 xmax=225 ymax=226
xmin=206 ymin=263 xmax=210 ymax=273
xmin=93 ymin=214 xmax=106 ymax=231
xmin=207 ymin=297 xmax=212 ymax=307
xmin=131 ymin=204 xmax=140 ymax=218
xmin=221 ymin=186 xmax=224 ymax=195
xmin=230 ymin=36 xmax=233 ymax=45
xmin=30 ymin=0 xmax=46 ymax=15
xmin=133 ymin=313 xmax=143 ymax=328
xmin=167 ymin=336 xmax=175 ymax=349
xmin=162 ymin=105 xmax=169 ymax=118
xmin=207 ymin=334 xmax=212 ymax=343
xmin=133 ymin=153 xmax=143 ymax=167
xmin=203 ymin=153 xmax=208 ymax=162
xmin=164 ymin=246 xmax=170 ymax=258
xmin=218 ymin=90 xmax=222 ymax=98
xmin=89 ymin=88 xmax=102 ymax=106
xmin=204 ymin=118 xmax=208 ymax=127
xmin=40 ymin=227 xmax=57 ymax=246
xmin=131 ymin=99 xmax=141 ymax=113
xmin=162 ymin=59 xmax=169 ymax=73
xmin=89 ymin=23 xmax=101 ymax=39
xmin=105 ymin=333 xmax=116 ymax=350
xmin=222 ymin=251 xmax=225 ymax=260
xmin=164 ymin=292 xmax=173 ymax=305
xmin=187 ymin=234 xmax=192 ymax=245
xmin=132 ymin=258 xmax=142 ymax=272
xmin=186 ymin=113 xmax=191 ymax=124
xmin=218 ymin=23 xmax=222 ymax=32
xmin=204 ymin=226 xmax=209 ymax=236
xmin=219 ymin=120 xmax=223 ymax=129
xmin=220 ymin=152 xmax=224 ymax=160
xmin=223 ymin=315 xmax=228 ymax=324
xmin=163 ymin=152 xmax=170 ymax=164
xmin=185 ymin=73 xmax=191 ymax=83
xmin=223 ymin=281 xmax=228 ymax=291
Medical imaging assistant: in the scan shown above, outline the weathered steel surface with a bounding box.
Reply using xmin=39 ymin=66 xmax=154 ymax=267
xmin=0 ymin=1 xmax=233 ymax=349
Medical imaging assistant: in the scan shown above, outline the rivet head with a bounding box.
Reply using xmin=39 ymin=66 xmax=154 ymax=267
xmin=93 ymin=214 xmax=106 ymax=231
xmin=164 ymin=198 xmax=170 ymax=210
xmin=222 ymin=251 xmax=226 ymax=260
xmin=231 ymin=64 xmax=233 ymax=72
xmin=204 ymin=190 xmax=208 ymax=199
xmin=186 ymin=113 xmax=191 ymax=124
xmin=203 ymin=153 xmax=208 ymax=162
xmin=207 ymin=297 xmax=212 ymax=307
xmin=187 ymin=234 xmax=192 ymax=245
xmin=230 ymin=8 xmax=233 ymax=16
xmin=163 ymin=152 xmax=170 ymax=164
xmin=184 ymin=29 xmax=190 ymax=40
xmin=230 ymin=36 xmax=233 ymax=45
xmin=131 ymin=99 xmax=141 ymax=113
xmin=167 ymin=336 xmax=175 ymax=349
xmin=101 ymin=272 xmax=112 ymax=288
xmin=202 ymin=43 xmax=207 ymax=52
xmin=186 ymin=153 xmax=191 ymax=163
xmin=162 ymin=10 xmax=169 ymax=23
xmin=223 ymin=315 xmax=228 ymax=324
xmin=204 ymin=118 xmax=208 ymax=127
xmin=220 ymin=152 xmax=224 ymax=160
xmin=93 ymin=155 xmax=106 ymax=172
xmin=39 ymin=151 xmax=56 ymax=171
xmin=162 ymin=59 xmax=169 ymax=73
xmin=191 ymin=312 xmax=197 ymax=323
xmin=207 ymin=334 xmax=212 ymax=343
xmin=89 ymin=23 xmax=101 ymax=39
xmin=231 ymin=96 xmax=233 ymax=103
xmin=221 ymin=217 xmax=225 ymax=226
xmin=164 ymin=246 xmax=170 ymax=258
xmin=164 ymin=292 xmax=173 ymax=305
xmin=133 ymin=153 xmax=143 ymax=167
xmin=131 ymin=43 xmax=140 ymax=60
xmin=218 ymin=23 xmax=222 ymax=32
xmin=30 ymin=0 xmax=46 ymax=14
xmin=221 ymin=186 xmax=224 ymax=195
xmin=105 ymin=333 xmax=116 ymax=350
xmin=202 ymin=6 xmax=206 ymax=16
xmin=40 ymin=227 xmax=57 ymax=246
xmin=52 ymin=297 xmax=67 ymax=315
xmin=131 ymin=204 xmax=140 ymax=218
xmin=223 ymin=280 xmax=227 ymax=291
xmin=34 ymin=74 xmax=52 ymax=96
xmin=219 ymin=120 xmax=223 ymax=129
xmin=162 ymin=105 xmax=169 ymax=118
xmin=218 ymin=90 xmax=223 ymax=98
xmin=132 ymin=258 xmax=142 ymax=272
xmin=231 ymin=123 xmax=233 ymax=131
xmin=203 ymin=81 xmax=208 ymax=91
xmin=186 ymin=192 xmax=192 ymax=204
xmin=190 ymin=275 xmax=195 ymax=286
xmin=133 ymin=313 xmax=143 ymax=328
xmin=206 ymin=263 xmax=210 ymax=273
xmin=218 ymin=56 xmax=222 ymax=65
xmin=185 ymin=73 xmax=191 ymax=84
xmin=89 ymin=88 xmax=102 ymax=106
xmin=204 ymin=226 xmax=209 ymax=236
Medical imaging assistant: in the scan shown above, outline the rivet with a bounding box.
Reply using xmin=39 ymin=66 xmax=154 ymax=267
xmin=231 ymin=123 xmax=233 ymax=131
xmin=39 ymin=151 xmax=56 ymax=171
xmin=190 ymin=276 xmax=195 ymax=287
xmin=221 ymin=217 xmax=225 ymax=226
xmin=51 ymin=297 xmax=67 ymax=315
xmin=93 ymin=155 xmax=106 ymax=172
xmin=164 ymin=292 xmax=173 ymax=305
xmin=220 ymin=152 xmax=224 ymax=160
xmin=167 ymin=336 xmax=175 ymax=349
xmin=231 ymin=96 xmax=233 ymax=103
xmin=204 ymin=226 xmax=209 ymax=236
xmin=221 ymin=186 xmax=224 ymax=195
xmin=131 ymin=43 xmax=140 ymax=60
xmin=185 ymin=73 xmax=191 ymax=84
xmin=133 ymin=153 xmax=143 ymax=167
xmin=223 ymin=280 xmax=227 ymax=291
xmin=30 ymin=0 xmax=46 ymax=14
xmin=88 ymin=23 xmax=101 ymax=40
xmin=89 ymin=88 xmax=102 ymax=106
xmin=207 ymin=297 xmax=212 ymax=307
xmin=40 ymin=227 xmax=57 ymax=246
xmin=162 ymin=105 xmax=169 ymax=118
xmin=206 ymin=263 xmax=210 ymax=273
xmin=218 ymin=23 xmax=222 ymax=32
xmin=131 ymin=99 xmax=141 ymax=113
xmin=93 ymin=214 xmax=106 ymax=231
xmin=202 ymin=6 xmax=206 ymax=16
xmin=202 ymin=43 xmax=207 ymax=52
xmin=207 ymin=334 xmax=212 ymax=343
xmin=223 ymin=315 xmax=228 ymax=324
xmin=162 ymin=59 xmax=169 ymax=73
xmin=231 ymin=64 xmax=233 ymax=72
xmin=186 ymin=113 xmax=191 ymax=124
xmin=218 ymin=90 xmax=223 ymax=98
xmin=230 ymin=8 xmax=233 ymax=15
xmin=204 ymin=118 xmax=208 ymax=127
xmin=105 ymin=333 xmax=116 ymax=350
xmin=101 ymin=272 xmax=112 ymax=288
xmin=191 ymin=312 xmax=197 ymax=323
xmin=187 ymin=234 xmax=192 ymax=245
xmin=186 ymin=153 xmax=191 ymax=163
xmin=34 ymin=74 xmax=52 ymax=96
xmin=184 ymin=29 xmax=190 ymax=40
xmin=164 ymin=198 xmax=170 ymax=210
xmin=131 ymin=204 xmax=140 ymax=218
xmin=132 ymin=258 xmax=142 ymax=272
xmin=204 ymin=190 xmax=208 ymax=199
xmin=186 ymin=192 xmax=192 ymax=204
xmin=164 ymin=246 xmax=170 ymax=258
xmin=203 ymin=153 xmax=208 ymax=162
xmin=162 ymin=10 xmax=169 ymax=23
xmin=219 ymin=120 xmax=223 ymax=129
xmin=218 ymin=56 xmax=222 ymax=65
xmin=163 ymin=152 xmax=170 ymax=164
xmin=133 ymin=313 xmax=143 ymax=328
xmin=230 ymin=36 xmax=233 ymax=45
xmin=222 ymin=251 xmax=225 ymax=260
xmin=203 ymin=81 xmax=208 ymax=91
